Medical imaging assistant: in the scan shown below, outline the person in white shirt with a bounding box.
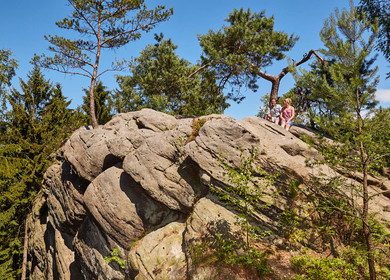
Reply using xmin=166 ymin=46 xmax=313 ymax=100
xmin=264 ymin=98 xmax=282 ymax=124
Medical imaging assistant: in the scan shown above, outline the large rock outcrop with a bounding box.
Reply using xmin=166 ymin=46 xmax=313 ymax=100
xmin=25 ymin=109 xmax=390 ymax=279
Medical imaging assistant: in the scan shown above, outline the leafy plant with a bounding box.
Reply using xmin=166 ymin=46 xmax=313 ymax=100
xmin=104 ymin=249 xmax=127 ymax=270
xmin=215 ymin=146 xmax=276 ymax=247
xmin=291 ymin=255 xmax=360 ymax=280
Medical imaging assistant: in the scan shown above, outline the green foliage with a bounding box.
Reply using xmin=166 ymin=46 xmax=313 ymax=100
xmin=189 ymin=147 xmax=275 ymax=276
xmin=82 ymin=81 xmax=112 ymax=125
xmin=199 ymin=8 xmax=298 ymax=101
xmin=0 ymin=49 xmax=17 ymax=89
xmin=256 ymin=94 xmax=272 ymax=118
xmin=214 ymin=234 xmax=270 ymax=275
xmin=104 ymin=249 xmax=127 ymax=270
xmin=288 ymin=1 xmax=379 ymax=132
xmin=34 ymin=0 xmax=173 ymax=127
xmin=0 ymin=49 xmax=18 ymax=123
xmin=365 ymin=107 xmax=390 ymax=168
xmin=359 ymin=0 xmax=390 ymax=78
xmin=35 ymin=0 xmax=172 ymax=74
xmin=288 ymin=11 xmax=386 ymax=279
xmin=190 ymin=233 xmax=270 ymax=276
xmin=215 ymin=146 xmax=277 ymax=246
xmin=291 ymin=255 xmax=361 ymax=280
xmin=284 ymin=174 xmax=390 ymax=279
xmin=115 ymin=34 xmax=229 ymax=115
xmin=0 ymin=66 xmax=83 ymax=278
xmin=291 ymin=244 xmax=390 ymax=280
xmin=0 ymin=49 xmax=18 ymax=124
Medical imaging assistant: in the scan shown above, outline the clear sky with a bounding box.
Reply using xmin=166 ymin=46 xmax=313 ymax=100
xmin=1 ymin=0 xmax=389 ymax=120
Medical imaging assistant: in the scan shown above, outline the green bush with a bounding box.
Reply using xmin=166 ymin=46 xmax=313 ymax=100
xmin=291 ymin=255 xmax=360 ymax=280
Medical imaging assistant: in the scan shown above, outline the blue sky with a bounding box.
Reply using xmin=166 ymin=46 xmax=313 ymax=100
xmin=1 ymin=0 xmax=389 ymax=120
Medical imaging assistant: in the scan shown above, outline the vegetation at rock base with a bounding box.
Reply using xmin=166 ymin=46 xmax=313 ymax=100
xmin=104 ymin=249 xmax=127 ymax=270
xmin=186 ymin=147 xmax=277 ymax=278
xmin=0 ymin=66 xmax=86 ymax=279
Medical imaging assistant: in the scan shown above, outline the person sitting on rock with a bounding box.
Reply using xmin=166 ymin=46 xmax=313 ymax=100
xmin=280 ymin=98 xmax=295 ymax=131
xmin=264 ymin=98 xmax=282 ymax=124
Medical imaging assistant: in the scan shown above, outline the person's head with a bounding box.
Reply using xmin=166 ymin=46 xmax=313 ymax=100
xmin=283 ymin=98 xmax=291 ymax=106
xmin=270 ymin=98 xmax=277 ymax=106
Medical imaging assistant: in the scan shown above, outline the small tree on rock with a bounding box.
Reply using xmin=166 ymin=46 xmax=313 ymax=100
xmin=293 ymin=2 xmax=383 ymax=279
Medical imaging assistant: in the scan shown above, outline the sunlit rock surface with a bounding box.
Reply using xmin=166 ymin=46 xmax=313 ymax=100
xmin=26 ymin=108 xmax=390 ymax=279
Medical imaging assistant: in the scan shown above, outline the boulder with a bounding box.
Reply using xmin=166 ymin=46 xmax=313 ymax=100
xmin=73 ymin=217 xmax=124 ymax=280
xmin=63 ymin=127 xmax=121 ymax=182
xmin=84 ymin=165 xmax=182 ymax=250
xmin=43 ymin=161 xmax=87 ymax=235
xmin=128 ymin=222 xmax=187 ymax=280
xmin=25 ymin=109 xmax=390 ymax=280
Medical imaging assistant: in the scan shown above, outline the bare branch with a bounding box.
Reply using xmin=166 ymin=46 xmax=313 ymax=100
xmin=279 ymin=49 xmax=327 ymax=79
xmin=43 ymin=65 xmax=91 ymax=78
xmin=187 ymin=64 xmax=210 ymax=79
xmin=369 ymin=152 xmax=390 ymax=163
xmin=243 ymin=59 xmax=277 ymax=82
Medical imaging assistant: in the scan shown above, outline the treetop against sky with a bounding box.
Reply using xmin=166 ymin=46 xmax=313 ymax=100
xmin=0 ymin=0 xmax=389 ymax=120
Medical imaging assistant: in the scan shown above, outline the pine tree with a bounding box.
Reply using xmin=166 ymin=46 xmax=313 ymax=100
xmin=0 ymin=67 xmax=51 ymax=278
xmin=293 ymin=2 xmax=381 ymax=279
xmin=0 ymin=49 xmax=18 ymax=123
xmin=114 ymin=34 xmax=229 ymax=116
xmin=82 ymin=81 xmax=112 ymax=125
xmin=197 ymin=8 xmax=324 ymax=102
xmin=0 ymin=67 xmax=82 ymax=278
xmin=34 ymin=0 xmax=173 ymax=128
xmin=359 ymin=0 xmax=390 ymax=78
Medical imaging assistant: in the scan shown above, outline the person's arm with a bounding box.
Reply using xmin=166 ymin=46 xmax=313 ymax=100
xmin=280 ymin=108 xmax=285 ymax=121
xmin=288 ymin=107 xmax=295 ymax=122
xmin=266 ymin=107 xmax=271 ymax=115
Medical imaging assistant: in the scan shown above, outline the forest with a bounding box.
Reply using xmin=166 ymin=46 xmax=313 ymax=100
xmin=1 ymin=0 xmax=390 ymax=279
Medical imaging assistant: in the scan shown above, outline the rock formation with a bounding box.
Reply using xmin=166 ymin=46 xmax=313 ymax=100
xmin=25 ymin=109 xmax=390 ymax=279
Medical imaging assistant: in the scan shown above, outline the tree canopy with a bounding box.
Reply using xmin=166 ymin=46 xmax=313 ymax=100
xmin=114 ymin=34 xmax=229 ymax=116
xmin=359 ymin=0 xmax=390 ymax=78
xmin=0 ymin=49 xmax=18 ymax=122
xmin=0 ymin=67 xmax=84 ymax=278
xmin=34 ymin=0 xmax=173 ymax=128
xmin=289 ymin=3 xmax=383 ymax=278
xmin=198 ymin=8 xmax=299 ymax=102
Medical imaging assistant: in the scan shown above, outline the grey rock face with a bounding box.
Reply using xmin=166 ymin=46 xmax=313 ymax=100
xmin=26 ymin=109 xmax=390 ymax=280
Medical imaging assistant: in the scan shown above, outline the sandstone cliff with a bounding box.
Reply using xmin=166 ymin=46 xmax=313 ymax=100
xmin=25 ymin=109 xmax=390 ymax=279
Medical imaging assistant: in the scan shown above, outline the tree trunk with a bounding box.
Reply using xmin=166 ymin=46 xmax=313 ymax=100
xmin=362 ymin=157 xmax=377 ymax=280
xmin=89 ymin=77 xmax=98 ymax=129
xmin=89 ymin=20 xmax=103 ymax=129
xmin=268 ymin=49 xmax=326 ymax=103
xmin=21 ymin=218 xmax=29 ymax=280
xmin=270 ymin=78 xmax=281 ymax=101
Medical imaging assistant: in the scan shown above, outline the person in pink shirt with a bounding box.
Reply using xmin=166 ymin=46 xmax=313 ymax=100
xmin=280 ymin=98 xmax=295 ymax=131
